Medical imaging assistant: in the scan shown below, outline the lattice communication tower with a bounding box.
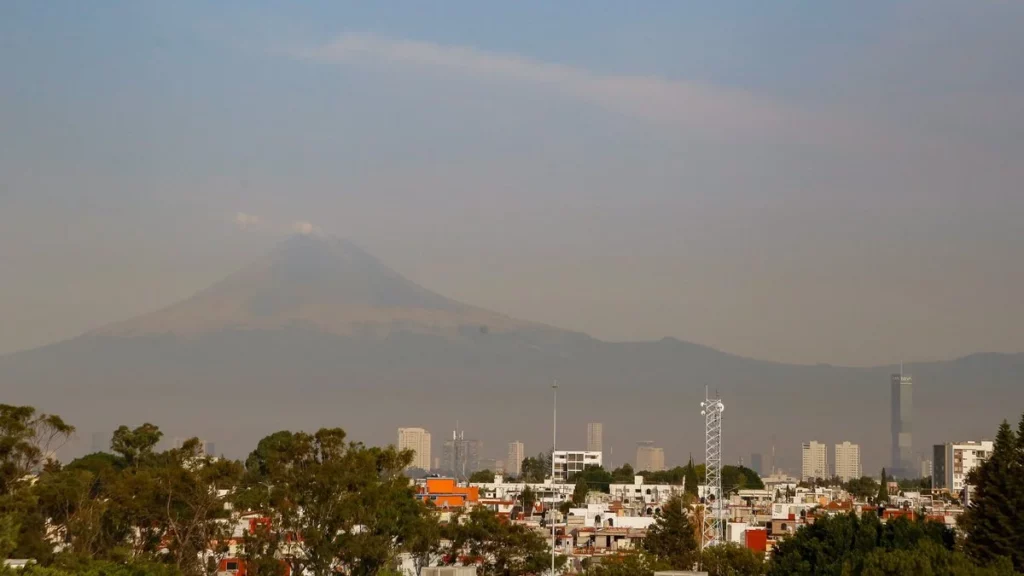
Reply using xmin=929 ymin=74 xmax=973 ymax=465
xmin=701 ymin=391 xmax=725 ymax=549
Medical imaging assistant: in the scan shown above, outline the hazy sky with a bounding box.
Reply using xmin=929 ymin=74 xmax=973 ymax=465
xmin=2 ymin=1 xmax=1022 ymax=365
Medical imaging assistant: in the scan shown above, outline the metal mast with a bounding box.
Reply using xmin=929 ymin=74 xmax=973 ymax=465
xmin=701 ymin=388 xmax=725 ymax=549
xmin=551 ymin=380 xmax=558 ymax=575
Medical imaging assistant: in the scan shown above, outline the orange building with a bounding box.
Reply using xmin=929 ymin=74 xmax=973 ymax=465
xmin=417 ymin=478 xmax=480 ymax=509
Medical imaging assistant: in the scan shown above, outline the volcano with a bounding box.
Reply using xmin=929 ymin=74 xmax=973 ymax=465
xmin=2 ymin=235 xmax=1023 ymax=473
xmin=97 ymin=234 xmax=537 ymax=339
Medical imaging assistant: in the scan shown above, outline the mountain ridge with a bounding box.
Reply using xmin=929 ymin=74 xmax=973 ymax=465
xmin=3 ymin=235 xmax=1023 ymax=475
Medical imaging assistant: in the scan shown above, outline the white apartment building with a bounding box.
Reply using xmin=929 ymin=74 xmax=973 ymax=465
xmin=587 ymin=423 xmax=604 ymax=454
xmin=636 ymin=442 xmax=666 ymax=472
xmin=834 ymin=442 xmax=862 ymax=482
xmin=609 ymin=476 xmax=686 ymax=511
xmin=801 ymin=441 xmax=828 ymax=482
xmin=507 ymin=441 xmax=525 ymax=477
xmin=471 ymin=476 xmax=577 ymax=506
xmin=553 ymin=450 xmax=602 ymax=482
xmin=933 ymin=441 xmax=994 ymax=493
xmin=397 ymin=427 xmax=432 ymax=471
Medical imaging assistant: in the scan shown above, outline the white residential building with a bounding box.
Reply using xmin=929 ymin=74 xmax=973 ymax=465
xmin=587 ymin=423 xmax=604 ymax=454
xmin=609 ymin=475 xmax=686 ymax=511
xmin=933 ymin=441 xmax=994 ymax=494
xmin=472 ymin=476 xmax=577 ymax=506
xmin=397 ymin=427 xmax=432 ymax=471
xmin=553 ymin=450 xmax=602 ymax=482
xmin=834 ymin=442 xmax=862 ymax=482
xmin=507 ymin=441 xmax=525 ymax=476
xmin=801 ymin=441 xmax=828 ymax=482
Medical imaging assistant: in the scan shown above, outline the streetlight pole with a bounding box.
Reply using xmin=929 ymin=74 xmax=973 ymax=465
xmin=551 ymin=379 xmax=558 ymax=575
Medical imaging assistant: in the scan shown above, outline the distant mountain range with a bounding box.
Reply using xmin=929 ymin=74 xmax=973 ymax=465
xmin=3 ymin=234 xmax=1022 ymax=474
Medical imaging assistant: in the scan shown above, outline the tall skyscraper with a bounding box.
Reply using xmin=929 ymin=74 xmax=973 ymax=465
xmin=507 ymin=441 xmax=525 ymax=476
xmin=834 ymin=442 xmax=862 ymax=482
xmin=891 ymin=373 xmax=913 ymax=478
xmin=636 ymin=441 xmax=666 ymax=472
xmin=398 ymin=427 xmax=432 ymax=471
xmin=587 ymin=423 xmax=603 ymax=454
xmin=442 ymin=430 xmax=482 ymax=479
xmin=801 ymin=441 xmax=828 ymax=481
xmin=750 ymin=453 xmax=764 ymax=476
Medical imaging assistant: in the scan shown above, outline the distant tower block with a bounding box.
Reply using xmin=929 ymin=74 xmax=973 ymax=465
xmin=701 ymin=390 xmax=725 ymax=550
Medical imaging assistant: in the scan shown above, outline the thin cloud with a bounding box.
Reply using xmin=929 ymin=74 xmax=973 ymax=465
xmin=299 ymin=34 xmax=797 ymax=136
xmin=234 ymin=212 xmax=262 ymax=229
xmin=293 ymin=220 xmax=320 ymax=235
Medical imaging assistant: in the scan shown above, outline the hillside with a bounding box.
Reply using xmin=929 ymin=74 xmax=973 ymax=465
xmin=2 ymin=235 xmax=1022 ymax=473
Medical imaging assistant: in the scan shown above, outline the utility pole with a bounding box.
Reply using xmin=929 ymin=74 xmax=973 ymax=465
xmin=551 ymin=380 xmax=558 ymax=575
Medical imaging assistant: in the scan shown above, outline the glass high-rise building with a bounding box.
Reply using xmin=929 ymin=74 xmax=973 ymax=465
xmin=891 ymin=374 xmax=913 ymax=478
xmin=507 ymin=441 xmax=525 ymax=476
xmin=587 ymin=423 xmax=603 ymax=454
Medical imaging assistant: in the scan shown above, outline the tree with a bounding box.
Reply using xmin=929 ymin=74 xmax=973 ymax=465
xmin=721 ymin=465 xmax=764 ymax=492
xmin=682 ymin=457 xmax=699 ymax=496
xmin=519 ymin=456 xmax=548 ymax=483
xmin=235 ymin=428 xmax=433 ymax=576
xmin=610 ymin=464 xmax=635 ymax=483
xmin=573 ymin=465 xmax=614 ymax=493
xmin=876 ymin=468 xmax=889 ymax=504
xmin=961 ymin=419 xmax=1019 ymax=570
xmin=469 ymin=469 xmax=496 ymax=483
xmin=766 ymin=512 xmax=992 ymax=576
xmin=845 ymin=476 xmax=880 ymax=501
xmin=572 ymin=477 xmax=589 ymax=506
xmin=519 ymin=486 xmax=537 ymax=517
xmin=158 ymin=438 xmax=241 ymax=575
xmin=109 ymin=424 xmax=162 ymax=470
xmin=442 ymin=506 xmax=565 ymax=576
xmin=0 ymin=405 xmax=74 ymax=562
xmin=1013 ymin=412 xmax=1024 ymax=569
xmin=642 ymin=495 xmax=698 ymax=570
xmin=700 ymin=542 xmax=764 ymax=576
xmin=0 ymin=405 xmax=74 ymax=496
xmin=591 ymin=552 xmax=663 ymax=575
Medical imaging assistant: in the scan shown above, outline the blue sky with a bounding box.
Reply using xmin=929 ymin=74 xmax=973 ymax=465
xmin=1 ymin=1 xmax=1023 ymax=364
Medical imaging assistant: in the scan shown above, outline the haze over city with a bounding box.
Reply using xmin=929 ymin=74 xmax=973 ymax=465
xmin=5 ymin=3 xmax=1024 ymax=575
xmin=2 ymin=0 xmax=1024 ymax=495
xmin=3 ymin=1 xmax=1023 ymax=368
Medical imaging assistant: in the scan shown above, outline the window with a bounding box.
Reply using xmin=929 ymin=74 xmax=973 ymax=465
xmin=226 ymin=561 xmax=239 ymax=571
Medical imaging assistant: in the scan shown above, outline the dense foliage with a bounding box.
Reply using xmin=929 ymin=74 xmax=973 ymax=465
xmin=960 ymin=414 xmax=1024 ymax=572
xmin=0 ymin=404 xmax=560 ymax=576
xmin=6 ymin=404 xmax=1024 ymax=575
xmin=767 ymin=513 xmax=1013 ymax=576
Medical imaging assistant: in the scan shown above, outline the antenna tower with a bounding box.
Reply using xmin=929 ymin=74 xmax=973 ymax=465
xmin=700 ymin=388 xmax=725 ymax=549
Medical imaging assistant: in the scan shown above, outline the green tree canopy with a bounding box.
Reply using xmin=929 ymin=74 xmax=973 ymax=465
xmin=442 ymin=506 xmax=565 ymax=576
xmin=876 ymin=468 xmax=890 ymax=504
xmin=642 ymin=495 xmax=698 ymax=570
xmin=767 ymin=513 xmax=973 ymax=576
xmin=469 ymin=469 xmax=496 ymax=483
xmin=961 ymin=418 xmax=1022 ymax=571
